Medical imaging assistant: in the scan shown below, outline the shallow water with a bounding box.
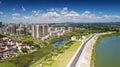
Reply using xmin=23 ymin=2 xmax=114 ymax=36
xmin=51 ymin=38 xmax=66 ymax=46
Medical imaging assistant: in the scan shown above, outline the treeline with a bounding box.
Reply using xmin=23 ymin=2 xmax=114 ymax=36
xmin=0 ymin=34 xmax=5 ymax=38
xmin=69 ymin=24 xmax=120 ymax=33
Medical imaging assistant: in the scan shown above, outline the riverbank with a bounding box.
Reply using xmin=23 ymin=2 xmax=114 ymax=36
xmin=71 ymin=32 xmax=112 ymax=67
xmin=72 ymin=34 xmax=98 ymax=67
xmin=30 ymin=41 xmax=81 ymax=67
xmin=42 ymin=41 xmax=81 ymax=67
xmin=90 ymin=32 xmax=120 ymax=67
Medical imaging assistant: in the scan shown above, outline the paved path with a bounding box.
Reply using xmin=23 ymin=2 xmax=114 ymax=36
xmin=71 ymin=34 xmax=96 ymax=67
xmin=67 ymin=33 xmax=111 ymax=67
xmin=67 ymin=33 xmax=97 ymax=67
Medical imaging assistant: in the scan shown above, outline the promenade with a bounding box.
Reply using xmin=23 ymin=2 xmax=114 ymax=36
xmin=67 ymin=33 xmax=99 ymax=67
xmin=67 ymin=32 xmax=111 ymax=67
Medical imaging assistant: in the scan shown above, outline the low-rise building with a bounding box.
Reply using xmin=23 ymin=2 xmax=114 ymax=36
xmin=0 ymin=37 xmax=33 ymax=58
xmin=71 ymin=36 xmax=77 ymax=40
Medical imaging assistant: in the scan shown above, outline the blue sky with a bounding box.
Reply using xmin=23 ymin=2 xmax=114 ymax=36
xmin=0 ymin=0 xmax=120 ymax=23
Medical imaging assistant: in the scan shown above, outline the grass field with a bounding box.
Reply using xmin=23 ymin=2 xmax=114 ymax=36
xmin=0 ymin=61 xmax=15 ymax=67
xmin=42 ymin=41 xmax=81 ymax=67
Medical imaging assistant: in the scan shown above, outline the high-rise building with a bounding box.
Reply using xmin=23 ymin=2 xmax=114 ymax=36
xmin=32 ymin=24 xmax=72 ymax=40
xmin=32 ymin=24 xmax=49 ymax=39
xmin=16 ymin=24 xmax=26 ymax=35
xmin=16 ymin=28 xmax=25 ymax=35
xmin=0 ymin=22 xmax=2 ymax=27
xmin=6 ymin=23 xmax=16 ymax=35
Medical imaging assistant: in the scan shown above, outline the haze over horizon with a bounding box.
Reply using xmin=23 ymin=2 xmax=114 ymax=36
xmin=0 ymin=0 xmax=120 ymax=23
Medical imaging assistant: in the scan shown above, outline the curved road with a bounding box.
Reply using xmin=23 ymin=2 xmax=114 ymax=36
xmin=69 ymin=34 xmax=96 ymax=67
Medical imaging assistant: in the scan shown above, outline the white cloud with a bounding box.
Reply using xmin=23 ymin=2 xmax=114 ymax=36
xmin=23 ymin=16 xmax=32 ymax=20
xmin=83 ymin=11 xmax=96 ymax=19
xmin=22 ymin=6 xmax=26 ymax=11
xmin=32 ymin=10 xmax=42 ymax=16
xmin=6 ymin=7 xmax=120 ymax=23
xmin=84 ymin=11 xmax=91 ymax=14
xmin=65 ymin=11 xmax=79 ymax=16
xmin=42 ymin=12 xmax=60 ymax=17
xmin=49 ymin=8 xmax=61 ymax=12
xmin=61 ymin=7 xmax=68 ymax=15
xmin=12 ymin=13 xmax=21 ymax=17
xmin=0 ymin=11 xmax=3 ymax=15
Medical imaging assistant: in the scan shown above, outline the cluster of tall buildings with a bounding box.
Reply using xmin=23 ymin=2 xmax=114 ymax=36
xmin=32 ymin=24 xmax=72 ymax=40
xmin=0 ymin=22 xmax=4 ymax=34
xmin=0 ymin=22 xmax=72 ymax=40
xmin=1 ymin=23 xmax=31 ymax=36
xmin=32 ymin=24 xmax=49 ymax=39
xmin=0 ymin=22 xmax=2 ymax=27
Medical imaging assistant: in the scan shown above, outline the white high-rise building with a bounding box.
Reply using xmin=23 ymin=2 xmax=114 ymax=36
xmin=32 ymin=24 xmax=72 ymax=40
xmin=32 ymin=24 xmax=49 ymax=39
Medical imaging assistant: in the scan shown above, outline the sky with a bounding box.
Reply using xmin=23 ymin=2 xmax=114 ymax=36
xmin=0 ymin=0 xmax=120 ymax=23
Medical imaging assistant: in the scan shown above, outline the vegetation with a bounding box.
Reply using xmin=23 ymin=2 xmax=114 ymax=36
xmin=0 ymin=34 xmax=5 ymax=38
xmin=1 ymin=24 xmax=120 ymax=67
xmin=31 ymin=41 xmax=81 ymax=67
xmin=21 ymin=48 xmax=28 ymax=53
xmin=45 ymin=41 xmax=81 ymax=67
xmin=0 ymin=61 xmax=15 ymax=67
xmin=13 ymin=47 xmax=19 ymax=53
xmin=31 ymin=30 xmax=90 ymax=67
xmin=0 ymin=46 xmax=53 ymax=67
xmin=0 ymin=29 xmax=83 ymax=67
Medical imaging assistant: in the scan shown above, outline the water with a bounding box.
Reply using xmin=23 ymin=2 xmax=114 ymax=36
xmin=51 ymin=38 xmax=66 ymax=46
xmin=95 ymin=36 xmax=120 ymax=67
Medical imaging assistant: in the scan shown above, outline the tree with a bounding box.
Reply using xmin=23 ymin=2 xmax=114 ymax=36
xmin=21 ymin=48 xmax=28 ymax=53
xmin=24 ymin=41 xmax=33 ymax=45
xmin=33 ymin=44 xmax=40 ymax=49
xmin=0 ymin=34 xmax=5 ymax=38
xmin=13 ymin=47 xmax=19 ymax=53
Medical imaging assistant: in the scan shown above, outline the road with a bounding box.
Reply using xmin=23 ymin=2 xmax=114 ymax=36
xmin=69 ymin=34 xmax=96 ymax=67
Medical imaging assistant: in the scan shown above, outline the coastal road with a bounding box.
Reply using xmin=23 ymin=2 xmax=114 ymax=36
xmin=69 ymin=33 xmax=96 ymax=67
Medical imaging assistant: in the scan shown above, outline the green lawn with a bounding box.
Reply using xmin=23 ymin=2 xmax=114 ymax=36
xmin=0 ymin=61 xmax=15 ymax=67
xmin=42 ymin=41 xmax=81 ymax=67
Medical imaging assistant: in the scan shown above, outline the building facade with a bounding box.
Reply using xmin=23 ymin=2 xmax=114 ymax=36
xmin=32 ymin=24 xmax=49 ymax=39
xmin=32 ymin=24 xmax=72 ymax=40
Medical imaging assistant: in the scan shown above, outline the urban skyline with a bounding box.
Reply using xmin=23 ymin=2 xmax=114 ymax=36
xmin=0 ymin=0 xmax=120 ymax=23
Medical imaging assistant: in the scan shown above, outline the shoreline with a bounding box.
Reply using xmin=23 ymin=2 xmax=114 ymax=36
xmin=66 ymin=34 xmax=94 ymax=67
xmin=75 ymin=33 xmax=99 ymax=67
xmin=90 ymin=32 xmax=120 ymax=67
xmin=71 ymin=32 xmax=112 ymax=67
xmin=67 ymin=33 xmax=98 ymax=67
